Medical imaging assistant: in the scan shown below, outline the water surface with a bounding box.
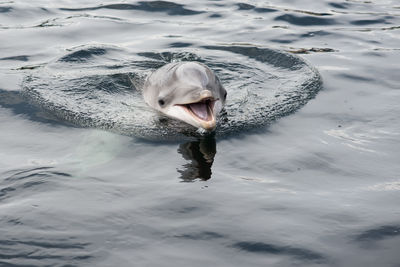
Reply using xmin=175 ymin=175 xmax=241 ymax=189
xmin=0 ymin=0 xmax=399 ymax=266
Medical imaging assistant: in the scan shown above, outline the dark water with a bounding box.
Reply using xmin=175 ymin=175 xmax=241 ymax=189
xmin=0 ymin=0 xmax=399 ymax=266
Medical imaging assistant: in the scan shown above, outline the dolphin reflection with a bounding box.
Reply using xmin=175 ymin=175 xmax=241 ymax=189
xmin=177 ymin=136 xmax=216 ymax=182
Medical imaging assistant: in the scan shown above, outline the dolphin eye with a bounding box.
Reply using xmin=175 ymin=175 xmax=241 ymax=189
xmin=223 ymin=90 xmax=227 ymax=99
xmin=158 ymin=99 xmax=165 ymax=106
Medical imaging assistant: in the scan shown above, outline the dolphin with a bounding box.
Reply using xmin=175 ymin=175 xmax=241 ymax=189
xmin=143 ymin=61 xmax=227 ymax=131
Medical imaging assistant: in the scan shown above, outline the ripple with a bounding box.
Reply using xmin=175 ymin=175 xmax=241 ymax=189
xmin=60 ymin=1 xmax=204 ymax=16
xmin=0 ymin=6 xmax=11 ymax=13
xmin=274 ymin=14 xmax=337 ymax=26
xmin=0 ymin=167 xmax=71 ymax=202
xmin=354 ymin=225 xmax=400 ymax=244
xmin=0 ymin=238 xmax=88 ymax=249
xmin=0 ymin=13 xmax=126 ymax=30
xmin=334 ymin=25 xmax=400 ymax=32
xmin=59 ymin=47 xmax=108 ymax=62
xmin=208 ymin=13 xmax=222 ymax=18
xmin=232 ymin=241 xmax=326 ymax=261
xmin=0 ymin=55 xmax=29 ymax=61
xmin=168 ymin=42 xmax=193 ymax=48
xmin=350 ymin=18 xmax=390 ymax=25
xmin=174 ymin=231 xmax=225 ymax=240
xmin=338 ymin=73 xmax=374 ymax=82
xmin=236 ymin=3 xmax=276 ymax=13
xmin=22 ymin=44 xmax=322 ymax=140
xmin=0 ymin=236 xmax=92 ymax=266
xmin=300 ymin=30 xmax=332 ymax=38
xmin=329 ymin=2 xmax=352 ymax=9
xmin=0 ymin=88 xmax=62 ymax=124
xmin=287 ymin=47 xmax=337 ymax=54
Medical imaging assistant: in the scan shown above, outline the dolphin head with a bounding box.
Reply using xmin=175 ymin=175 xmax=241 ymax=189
xmin=143 ymin=62 xmax=227 ymax=131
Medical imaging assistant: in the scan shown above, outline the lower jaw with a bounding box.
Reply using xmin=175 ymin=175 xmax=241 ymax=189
xmin=179 ymin=106 xmax=216 ymax=130
xmin=190 ymin=111 xmax=216 ymax=131
xmin=197 ymin=118 xmax=216 ymax=131
xmin=171 ymin=104 xmax=216 ymax=131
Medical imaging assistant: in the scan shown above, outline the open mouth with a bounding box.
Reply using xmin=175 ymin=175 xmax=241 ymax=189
xmin=179 ymin=98 xmax=215 ymax=122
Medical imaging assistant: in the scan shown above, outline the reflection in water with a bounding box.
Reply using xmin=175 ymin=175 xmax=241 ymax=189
xmin=177 ymin=136 xmax=216 ymax=182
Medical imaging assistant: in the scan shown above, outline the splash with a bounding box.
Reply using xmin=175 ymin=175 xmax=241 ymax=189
xmin=23 ymin=44 xmax=322 ymax=141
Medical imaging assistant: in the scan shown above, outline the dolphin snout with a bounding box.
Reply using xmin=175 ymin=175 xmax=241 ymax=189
xmin=199 ymin=90 xmax=213 ymax=100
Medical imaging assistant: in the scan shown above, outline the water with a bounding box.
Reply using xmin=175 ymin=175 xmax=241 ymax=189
xmin=0 ymin=0 xmax=399 ymax=266
xmin=21 ymin=45 xmax=321 ymax=140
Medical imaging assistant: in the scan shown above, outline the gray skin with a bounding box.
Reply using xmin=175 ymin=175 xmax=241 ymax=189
xmin=143 ymin=61 xmax=227 ymax=131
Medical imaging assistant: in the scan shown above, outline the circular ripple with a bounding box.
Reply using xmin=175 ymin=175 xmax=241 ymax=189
xmin=23 ymin=45 xmax=322 ymax=140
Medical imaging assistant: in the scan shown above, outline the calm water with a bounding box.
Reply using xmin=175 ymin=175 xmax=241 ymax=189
xmin=1 ymin=0 xmax=400 ymax=266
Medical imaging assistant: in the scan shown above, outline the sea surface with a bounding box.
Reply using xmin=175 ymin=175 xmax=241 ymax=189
xmin=0 ymin=0 xmax=399 ymax=266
